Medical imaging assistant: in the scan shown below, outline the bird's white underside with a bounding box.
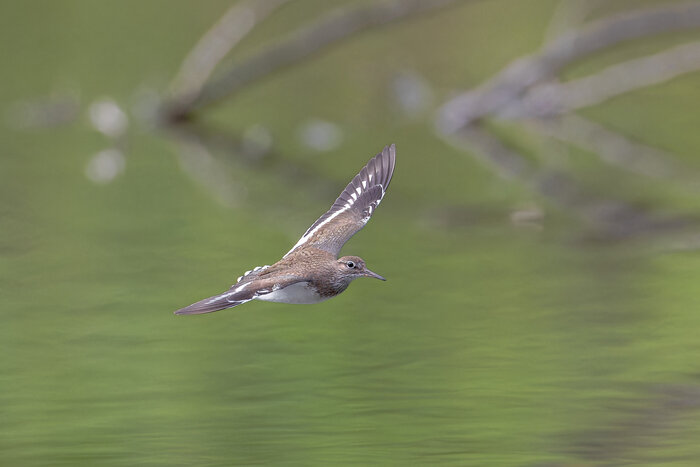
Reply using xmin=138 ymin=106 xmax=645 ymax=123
xmin=204 ymin=280 xmax=325 ymax=306
xmin=255 ymin=281 xmax=327 ymax=304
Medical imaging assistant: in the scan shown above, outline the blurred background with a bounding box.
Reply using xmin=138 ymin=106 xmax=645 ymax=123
xmin=3 ymin=0 xmax=700 ymax=465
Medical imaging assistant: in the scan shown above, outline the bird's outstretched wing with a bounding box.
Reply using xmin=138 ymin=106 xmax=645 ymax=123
xmin=284 ymin=144 xmax=396 ymax=258
xmin=173 ymin=287 xmax=254 ymax=315
xmin=174 ymin=268 xmax=304 ymax=315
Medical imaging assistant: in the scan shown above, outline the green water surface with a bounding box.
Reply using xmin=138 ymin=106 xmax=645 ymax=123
xmin=3 ymin=1 xmax=700 ymax=465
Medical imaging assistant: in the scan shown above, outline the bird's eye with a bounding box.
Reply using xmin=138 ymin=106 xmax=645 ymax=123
xmin=346 ymin=261 xmax=355 ymax=268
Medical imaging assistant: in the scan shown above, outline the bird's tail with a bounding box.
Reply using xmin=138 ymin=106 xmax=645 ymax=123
xmin=174 ymin=287 xmax=253 ymax=315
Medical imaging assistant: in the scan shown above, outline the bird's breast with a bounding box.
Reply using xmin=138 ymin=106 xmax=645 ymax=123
xmin=255 ymin=281 xmax=329 ymax=304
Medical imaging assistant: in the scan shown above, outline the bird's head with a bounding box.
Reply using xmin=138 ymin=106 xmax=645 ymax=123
xmin=336 ymin=256 xmax=386 ymax=281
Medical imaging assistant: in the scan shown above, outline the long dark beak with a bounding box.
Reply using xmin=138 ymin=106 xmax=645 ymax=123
xmin=363 ymin=268 xmax=386 ymax=281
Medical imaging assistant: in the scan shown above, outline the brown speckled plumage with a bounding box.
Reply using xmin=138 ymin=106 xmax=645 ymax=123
xmin=175 ymin=145 xmax=396 ymax=315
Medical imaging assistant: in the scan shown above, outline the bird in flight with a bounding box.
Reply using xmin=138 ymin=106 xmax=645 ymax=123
xmin=174 ymin=144 xmax=396 ymax=315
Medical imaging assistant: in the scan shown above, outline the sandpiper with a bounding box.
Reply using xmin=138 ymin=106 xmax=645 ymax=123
xmin=174 ymin=144 xmax=396 ymax=315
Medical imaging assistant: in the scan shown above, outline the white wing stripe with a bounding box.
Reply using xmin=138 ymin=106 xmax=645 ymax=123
xmin=206 ymin=282 xmax=250 ymax=304
xmin=235 ymin=264 xmax=270 ymax=283
xmin=282 ymin=145 xmax=394 ymax=258
xmin=285 ymin=180 xmax=389 ymax=257
xmin=283 ymin=205 xmax=352 ymax=257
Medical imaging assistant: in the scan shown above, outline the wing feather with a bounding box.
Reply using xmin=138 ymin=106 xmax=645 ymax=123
xmin=285 ymin=144 xmax=396 ymax=257
xmin=174 ymin=271 xmax=306 ymax=315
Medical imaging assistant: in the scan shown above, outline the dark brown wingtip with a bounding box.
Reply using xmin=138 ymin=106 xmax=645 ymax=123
xmin=380 ymin=143 xmax=396 ymax=189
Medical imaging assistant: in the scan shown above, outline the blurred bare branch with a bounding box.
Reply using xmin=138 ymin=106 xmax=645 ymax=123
xmin=498 ymin=41 xmax=700 ymax=119
xmin=173 ymin=132 xmax=247 ymax=209
xmin=168 ymin=121 xmax=346 ymax=199
xmin=169 ymin=0 xmax=294 ymax=104
xmin=159 ymin=0 xmax=700 ymax=239
xmin=444 ymin=125 xmax=694 ymax=238
xmin=444 ymin=125 xmax=589 ymax=212
xmin=528 ymin=114 xmax=686 ymax=180
xmin=544 ymin=0 xmax=604 ymax=40
xmin=163 ymin=0 xmax=470 ymax=121
xmin=433 ymin=1 xmax=700 ymax=238
xmin=7 ymin=92 xmax=80 ymax=129
xmin=444 ymin=125 xmax=535 ymax=181
xmin=437 ymin=2 xmax=700 ymax=133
